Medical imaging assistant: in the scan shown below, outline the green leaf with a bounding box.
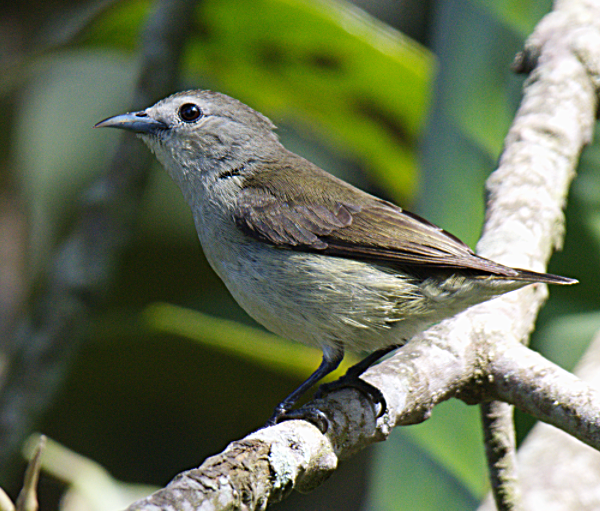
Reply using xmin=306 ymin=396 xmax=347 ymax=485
xmin=142 ymin=302 xmax=359 ymax=380
xmin=84 ymin=0 xmax=435 ymax=202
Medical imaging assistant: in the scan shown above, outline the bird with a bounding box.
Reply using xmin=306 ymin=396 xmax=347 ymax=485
xmin=95 ymin=90 xmax=576 ymax=430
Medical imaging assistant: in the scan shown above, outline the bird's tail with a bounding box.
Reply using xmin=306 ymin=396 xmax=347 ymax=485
xmin=505 ymin=268 xmax=577 ymax=285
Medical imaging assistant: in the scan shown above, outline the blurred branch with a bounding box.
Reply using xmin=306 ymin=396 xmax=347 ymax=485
xmin=1 ymin=0 xmax=118 ymax=95
xmin=22 ymin=434 xmax=158 ymax=510
xmin=14 ymin=436 xmax=44 ymax=511
xmin=0 ymin=435 xmax=45 ymax=511
xmin=0 ymin=0 xmax=199 ymax=481
xmin=122 ymin=0 xmax=600 ymax=509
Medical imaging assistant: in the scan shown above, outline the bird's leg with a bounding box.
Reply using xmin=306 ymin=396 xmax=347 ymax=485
xmin=316 ymin=344 xmax=402 ymax=416
xmin=266 ymin=348 xmax=344 ymax=432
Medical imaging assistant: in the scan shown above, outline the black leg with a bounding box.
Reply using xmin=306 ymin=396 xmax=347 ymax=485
xmin=316 ymin=344 xmax=401 ymax=413
xmin=266 ymin=348 xmax=344 ymax=430
xmin=343 ymin=344 xmax=401 ymax=378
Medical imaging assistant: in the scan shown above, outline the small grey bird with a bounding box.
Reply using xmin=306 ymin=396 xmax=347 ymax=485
xmin=96 ymin=90 xmax=576 ymax=429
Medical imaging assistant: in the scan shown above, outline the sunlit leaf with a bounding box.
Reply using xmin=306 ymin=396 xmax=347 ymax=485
xmin=84 ymin=0 xmax=435 ymax=202
xmin=143 ymin=302 xmax=359 ymax=380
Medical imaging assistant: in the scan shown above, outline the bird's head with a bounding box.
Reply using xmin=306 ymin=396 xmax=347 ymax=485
xmin=95 ymin=90 xmax=281 ymax=185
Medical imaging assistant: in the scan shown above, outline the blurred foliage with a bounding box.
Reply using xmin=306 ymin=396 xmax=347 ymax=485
xmin=0 ymin=0 xmax=597 ymax=510
xmin=83 ymin=0 xmax=435 ymax=202
xmin=367 ymin=413 xmax=480 ymax=510
xmin=143 ymin=302 xmax=361 ymax=379
xmin=22 ymin=435 xmax=157 ymax=511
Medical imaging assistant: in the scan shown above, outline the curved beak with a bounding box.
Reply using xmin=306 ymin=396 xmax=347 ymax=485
xmin=94 ymin=112 xmax=167 ymax=134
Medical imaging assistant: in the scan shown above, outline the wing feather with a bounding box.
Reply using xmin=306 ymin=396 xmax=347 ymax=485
xmin=233 ymin=159 xmax=519 ymax=277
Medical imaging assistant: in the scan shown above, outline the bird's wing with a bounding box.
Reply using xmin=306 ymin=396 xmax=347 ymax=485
xmin=233 ymin=161 xmax=519 ymax=276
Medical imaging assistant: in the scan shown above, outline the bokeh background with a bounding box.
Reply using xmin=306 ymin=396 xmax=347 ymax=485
xmin=1 ymin=0 xmax=597 ymax=509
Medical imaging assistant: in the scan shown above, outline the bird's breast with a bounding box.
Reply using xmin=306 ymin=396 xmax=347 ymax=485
xmin=193 ymin=210 xmax=435 ymax=350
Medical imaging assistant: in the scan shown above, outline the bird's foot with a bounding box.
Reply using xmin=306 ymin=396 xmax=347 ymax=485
xmin=316 ymin=375 xmax=387 ymax=418
xmin=265 ymin=405 xmax=329 ymax=434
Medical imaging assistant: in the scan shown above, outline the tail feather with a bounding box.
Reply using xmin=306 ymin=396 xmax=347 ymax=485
xmin=504 ymin=268 xmax=577 ymax=285
xmin=469 ymin=252 xmax=577 ymax=285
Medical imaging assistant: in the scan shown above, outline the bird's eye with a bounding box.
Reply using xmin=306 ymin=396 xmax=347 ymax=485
xmin=178 ymin=103 xmax=202 ymax=123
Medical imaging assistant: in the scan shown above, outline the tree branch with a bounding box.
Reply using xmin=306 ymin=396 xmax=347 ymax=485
xmin=122 ymin=330 xmax=600 ymax=510
xmin=488 ymin=341 xmax=600 ymax=448
xmin=479 ymin=330 xmax=600 ymax=511
xmin=476 ymin=2 xmax=600 ymax=507
xmin=481 ymin=401 xmax=522 ymax=511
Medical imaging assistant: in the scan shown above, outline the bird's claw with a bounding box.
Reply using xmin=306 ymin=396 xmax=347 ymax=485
xmin=316 ymin=376 xmax=387 ymax=418
xmin=265 ymin=406 xmax=330 ymax=434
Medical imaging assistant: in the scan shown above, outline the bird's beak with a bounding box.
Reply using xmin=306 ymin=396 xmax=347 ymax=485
xmin=94 ymin=112 xmax=167 ymax=134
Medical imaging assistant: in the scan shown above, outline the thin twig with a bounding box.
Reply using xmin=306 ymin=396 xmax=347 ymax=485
xmin=15 ymin=435 xmax=45 ymax=511
xmin=481 ymin=402 xmax=522 ymax=511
